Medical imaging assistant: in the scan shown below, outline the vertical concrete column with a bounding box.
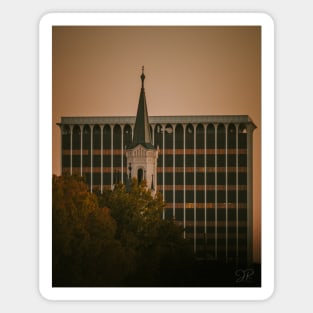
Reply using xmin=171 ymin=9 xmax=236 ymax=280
xmin=183 ymin=124 xmax=186 ymax=239
xmin=80 ymin=125 xmax=83 ymax=177
xmin=214 ymin=123 xmax=218 ymax=259
xmin=173 ymin=124 xmax=176 ymax=220
xmin=225 ymin=123 xmax=229 ymax=262
xmin=110 ymin=124 xmax=114 ymax=189
xmin=151 ymin=124 xmax=155 ymax=146
xmin=162 ymin=124 xmax=166 ymax=220
xmin=121 ymin=124 xmax=124 ymax=184
xmin=235 ymin=123 xmax=239 ymax=262
xmin=59 ymin=125 xmax=63 ymax=174
xmin=100 ymin=125 xmax=104 ymax=194
xmin=90 ymin=125 xmax=94 ymax=193
xmin=247 ymin=123 xmax=255 ymax=264
xmin=203 ymin=123 xmax=208 ymax=243
xmin=162 ymin=124 xmax=166 ymax=207
xmin=69 ymin=125 xmax=73 ymax=176
xmin=193 ymin=123 xmax=197 ymax=253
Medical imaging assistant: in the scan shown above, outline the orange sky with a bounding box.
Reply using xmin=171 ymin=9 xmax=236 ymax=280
xmin=52 ymin=26 xmax=261 ymax=262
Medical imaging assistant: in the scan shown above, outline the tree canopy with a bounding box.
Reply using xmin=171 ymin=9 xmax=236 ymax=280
xmin=52 ymin=175 xmax=194 ymax=287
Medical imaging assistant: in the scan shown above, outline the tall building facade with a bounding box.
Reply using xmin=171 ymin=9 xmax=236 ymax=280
xmin=57 ymin=69 xmax=256 ymax=264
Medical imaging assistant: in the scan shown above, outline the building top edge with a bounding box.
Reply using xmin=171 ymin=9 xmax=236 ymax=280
xmin=59 ymin=115 xmax=256 ymax=127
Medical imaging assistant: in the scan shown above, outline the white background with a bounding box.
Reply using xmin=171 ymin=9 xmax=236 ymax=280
xmin=0 ymin=0 xmax=311 ymax=312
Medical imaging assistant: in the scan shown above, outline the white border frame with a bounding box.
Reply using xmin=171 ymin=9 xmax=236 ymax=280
xmin=39 ymin=12 xmax=274 ymax=301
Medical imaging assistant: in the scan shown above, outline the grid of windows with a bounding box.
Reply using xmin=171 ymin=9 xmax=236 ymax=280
xmin=59 ymin=117 xmax=254 ymax=263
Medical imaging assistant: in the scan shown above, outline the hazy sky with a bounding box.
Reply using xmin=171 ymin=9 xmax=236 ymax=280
xmin=52 ymin=26 xmax=261 ymax=262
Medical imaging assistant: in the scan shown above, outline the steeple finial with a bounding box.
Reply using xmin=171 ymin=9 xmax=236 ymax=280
xmin=141 ymin=65 xmax=145 ymax=88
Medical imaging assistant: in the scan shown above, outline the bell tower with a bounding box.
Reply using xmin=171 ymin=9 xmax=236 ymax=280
xmin=126 ymin=67 xmax=158 ymax=192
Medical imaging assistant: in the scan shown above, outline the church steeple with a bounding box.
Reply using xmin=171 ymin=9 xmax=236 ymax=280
xmin=141 ymin=65 xmax=145 ymax=88
xmin=130 ymin=66 xmax=154 ymax=149
xmin=125 ymin=67 xmax=158 ymax=193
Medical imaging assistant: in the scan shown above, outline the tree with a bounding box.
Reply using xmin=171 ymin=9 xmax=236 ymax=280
xmin=97 ymin=179 xmax=195 ymax=286
xmin=52 ymin=175 xmax=135 ymax=286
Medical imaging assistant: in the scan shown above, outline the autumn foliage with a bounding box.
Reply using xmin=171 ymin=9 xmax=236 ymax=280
xmin=52 ymin=175 xmax=194 ymax=287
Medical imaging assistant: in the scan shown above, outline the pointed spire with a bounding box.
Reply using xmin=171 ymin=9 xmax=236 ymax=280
xmin=129 ymin=66 xmax=155 ymax=149
xmin=141 ymin=66 xmax=145 ymax=88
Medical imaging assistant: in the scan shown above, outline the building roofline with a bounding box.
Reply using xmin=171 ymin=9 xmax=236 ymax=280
xmin=58 ymin=115 xmax=257 ymax=128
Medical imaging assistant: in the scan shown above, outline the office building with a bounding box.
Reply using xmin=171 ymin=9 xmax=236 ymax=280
xmin=57 ymin=68 xmax=256 ymax=263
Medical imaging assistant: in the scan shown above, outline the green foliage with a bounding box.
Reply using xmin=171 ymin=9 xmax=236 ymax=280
xmin=53 ymin=175 xmax=194 ymax=287
xmin=52 ymin=175 xmax=135 ymax=286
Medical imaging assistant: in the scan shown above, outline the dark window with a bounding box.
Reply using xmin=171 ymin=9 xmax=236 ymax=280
xmin=175 ymin=124 xmax=184 ymax=149
xmin=154 ymin=124 xmax=163 ymax=148
xmin=165 ymin=124 xmax=173 ymax=149
xmin=228 ymin=172 xmax=236 ymax=185
xmin=186 ymin=210 xmax=194 ymax=222
xmin=165 ymin=208 xmax=173 ymax=219
xmin=138 ymin=168 xmax=143 ymax=184
xmin=197 ymin=208 xmax=205 ymax=221
xmin=175 ymin=154 xmax=183 ymax=166
xmin=228 ymin=124 xmax=236 ymax=149
xmin=157 ymin=172 xmax=163 ymax=186
xmin=196 ymin=190 xmax=204 ymax=202
xmin=62 ymin=125 xmax=70 ymax=149
xmin=228 ymin=154 xmax=236 ymax=167
xmin=103 ymin=173 xmax=111 ymax=186
xmin=238 ymin=124 xmax=247 ymax=149
xmin=165 ymin=190 xmax=173 ymax=202
xmin=93 ymin=155 xmax=101 ymax=168
xmin=165 ymin=173 xmax=173 ymax=185
xmin=73 ymin=125 xmax=81 ymax=150
xmin=206 ymin=124 xmax=215 ymax=149
xmin=175 ymin=190 xmax=184 ymax=203
xmin=217 ymin=172 xmax=226 ymax=185
xmin=217 ymin=154 xmax=226 ymax=167
xmin=238 ymin=209 xmax=247 ymax=220
xmin=113 ymin=155 xmax=121 ymax=168
xmin=93 ymin=125 xmax=101 ymax=149
xmin=93 ymin=173 xmax=101 ymax=185
xmin=228 ymin=209 xmax=236 ymax=221
xmin=123 ymin=124 xmax=132 ymax=149
xmin=72 ymin=155 xmax=80 ymax=168
xmin=217 ymin=208 xmax=226 ymax=220
xmin=196 ymin=154 xmax=204 ymax=166
xmin=157 ymin=154 xmax=163 ymax=168
xmin=175 ymin=172 xmax=184 ymax=185
xmin=103 ymin=155 xmax=111 ymax=168
xmin=62 ymin=155 xmax=70 ymax=168
xmin=103 ymin=125 xmax=111 ymax=149
xmin=238 ymin=154 xmax=247 ymax=167
xmin=186 ymin=191 xmax=194 ymax=203
xmin=207 ymin=154 xmax=215 ymax=166
xmin=185 ymin=172 xmax=194 ymax=185
xmin=217 ymin=124 xmax=226 ymax=149
xmin=238 ymin=172 xmax=247 ymax=185
xmin=228 ymin=190 xmax=236 ymax=202
xmin=217 ymin=190 xmax=226 ymax=203
xmin=196 ymin=172 xmax=204 ymax=185
xmin=238 ymin=190 xmax=247 ymax=203
xmin=175 ymin=208 xmax=184 ymax=221
xmin=186 ymin=124 xmax=194 ymax=149
xmin=196 ymin=124 xmax=204 ymax=149
xmin=238 ymin=227 xmax=247 ymax=234
xmin=113 ymin=125 xmax=121 ymax=149
xmin=165 ymin=154 xmax=173 ymax=166
xmin=185 ymin=154 xmax=194 ymax=167
xmin=207 ymin=191 xmax=215 ymax=202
